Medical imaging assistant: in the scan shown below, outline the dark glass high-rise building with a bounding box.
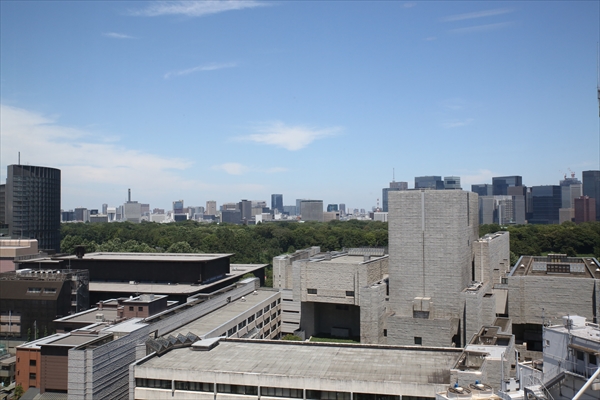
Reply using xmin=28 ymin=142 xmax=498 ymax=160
xmin=5 ymin=164 xmax=61 ymax=252
xmin=471 ymin=184 xmax=493 ymax=197
xmin=414 ymin=176 xmax=444 ymax=190
xmin=529 ymin=185 xmax=561 ymax=224
xmin=492 ymin=176 xmax=522 ymax=196
xmin=326 ymin=204 xmax=338 ymax=212
xmin=271 ymin=194 xmax=283 ymax=213
xmin=583 ymin=170 xmax=600 ymax=221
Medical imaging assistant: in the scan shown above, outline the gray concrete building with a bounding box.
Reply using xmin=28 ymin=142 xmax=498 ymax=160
xmin=300 ymin=200 xmax=324 ymax=222
xmin=387 ymin=189 xmax=481 ymax=347
xmin=274 ymin=247 xmax=389 ymax=344
xmin=507 ymin=254 xmax=600 ymax=354
xmin=132 ymin=338 xmax=463 ymax=400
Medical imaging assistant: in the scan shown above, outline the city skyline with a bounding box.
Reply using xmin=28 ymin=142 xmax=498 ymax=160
xmin=1 ymin=1 xmax=598 ymax=211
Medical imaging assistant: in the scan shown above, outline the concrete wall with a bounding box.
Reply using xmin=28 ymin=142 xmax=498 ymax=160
xmin=474 ymin=232 xmax=510 ymax=285
xmin=507 ymin=276 xmax=600 ymax=325
xmin=387 ymin=315 xmax=459 ymax=347
xmin=359 ymin=281 xmax=387 ymax=344
xmin=387 ymin=190 xmax=478 ymax=346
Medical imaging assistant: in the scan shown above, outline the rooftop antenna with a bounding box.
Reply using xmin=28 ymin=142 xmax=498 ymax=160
xmin=18 ymin=152 xmax=20 ymax=165
xmin=392 ymin=168 xmax=395 ymax=182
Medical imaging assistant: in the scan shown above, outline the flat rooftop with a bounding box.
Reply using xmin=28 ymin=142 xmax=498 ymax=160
xmin=311 ymin=254 xmax=388 ymax=265
xmin=547 ymin=319 xmax=600 ymax=344
xmin=54 ymin=306 xmax=119 ymax=324
xmin=57 ymin=252 xmax=234 ymax=262
xmin=168 ymin=289 xmax=278 ymax=338
xmin=138 ymin=339 xmax=461 ymax=385
xmin=42 ymin=333 xmax=110 ymax=347
xmin=89 ymin=264 xmax=266 ymax=295
xmin=510 ymin=255 xmax=600 ymax=279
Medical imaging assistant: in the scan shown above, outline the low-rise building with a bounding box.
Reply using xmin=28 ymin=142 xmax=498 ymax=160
xmin=132 ymin=338 xmax=463 ymax=400
xmin=507 ymin=255 xmax=600 ymax=355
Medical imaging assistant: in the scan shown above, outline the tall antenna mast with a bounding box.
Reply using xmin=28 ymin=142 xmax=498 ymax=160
xmin=392 ymin=168 xmax=395 ymax=182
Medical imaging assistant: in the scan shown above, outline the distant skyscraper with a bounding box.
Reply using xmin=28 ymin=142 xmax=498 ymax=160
xmin=173 ymin=200 xmax=184 ymax=214
xmin=206 ymin=200 xmax=217 ymax=216
xmin=339 ymin=204 xmax=346 ymax=216
xmin=5 ymin=164 xmax=61 ymax=252
xmin=326 ymin=204 xmax=338 ymax=212
xmin=530 ymin=185 xmax=562 ymax=224
xmin=414 ymin=176 xmax=444 ymax=190
xmin=239 ymin=199 xmax=252 ymax=221
xmin=271 ymin=194 xmax=283 ymax=213
xmin=443 ymin=176 xmax=461 ymax=190
xmin=471 ymin=184 xmax=493 ymax=197
xmin=574 ymin=196 xmax=596 ymax=223
xmin=583 ymin=170 xmax=600 ymax=221
xmin=492 ymin=176 xmax=522 ymax=196
xmin=102 ymin=203 xmax=108 ymax=215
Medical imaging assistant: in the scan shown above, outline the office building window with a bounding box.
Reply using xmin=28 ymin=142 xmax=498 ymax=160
xmin=261 ymin=387 xmax=303 ymax=398
xmin=175 ymin=381 xmax=213 ymax=392
xmin=307 ymin=288 xmax=317 ymax=295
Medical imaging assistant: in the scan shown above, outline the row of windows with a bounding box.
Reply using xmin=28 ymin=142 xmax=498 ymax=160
xmin=137 ymin=380 xmax=404 ymax=400
xmin=223 ymin=304 xmax=282 ymax=338
xmin=27 ymin=287 xmax=56 ymax=294
xmin=307 ymin=289 xmax=354 ymax=297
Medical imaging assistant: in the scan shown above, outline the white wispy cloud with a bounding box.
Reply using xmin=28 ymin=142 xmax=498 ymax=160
xmin=211 ymin=163 xmax=248 ymax=175
xmin=237 ymin=121 xmax=341 ymax=151
xmin=164 ymin=62 xmax=237 ymax=79
xmin=461 ymin=169 xmax=496 ymax=187
xmin=130 ymin=0 xmax=268 ymax=17
xmin=0 ymin=104 xmax=209 ymax=205
xmin=211 ymin=163 xmax=288 ymax=175
xmin=441 ymin=98 xmax=466 ymax=111
xmin=103 ymin=32 xmax=136 ymax=39
xmin=441 ymin=8 xmax=512 ymax=22
xmin=441 ymin=118 xmax=474 ymax=129
xmin=449 ymin=22 xmax=513 ymax=34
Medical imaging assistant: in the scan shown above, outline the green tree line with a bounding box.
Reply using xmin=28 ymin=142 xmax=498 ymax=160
xmin=61 ymin=220 xmax=389 ymax=265
xmin=61 ymin=220 xmax=600 ymax=277
xmin=479 ymin=221 xmax=600 ymax=263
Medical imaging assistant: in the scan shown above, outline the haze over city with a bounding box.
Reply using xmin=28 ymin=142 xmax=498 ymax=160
xmin=1 ymin=1 xmax=598 ymax=211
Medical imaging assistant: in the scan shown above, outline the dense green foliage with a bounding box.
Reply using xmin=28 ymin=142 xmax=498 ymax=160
xmin=480 ymin=222 xmax=600 ymax=264
xmin=61 ymin=220 xmax=600 ymax=281
xmin=61 ymin=220 xmax=388 ymax=261
xmin=61 ymin=220 xmax=389 ymax=286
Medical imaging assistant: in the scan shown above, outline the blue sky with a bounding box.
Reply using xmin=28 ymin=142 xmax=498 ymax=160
xmin=1 ymin=1 xmax=599 ymax=212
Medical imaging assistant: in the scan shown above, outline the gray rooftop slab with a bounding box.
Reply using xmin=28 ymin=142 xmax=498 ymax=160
xmin=315 ymin=255 xmax=388 ymax=264
xmin=59 ymin=252 xmax=234 ymax=262
xmin=54 ymin=307 xmax=119 ymax=323
xmin=103 ymin=318 xmax=147 ymax=333
xmin=169 ymin=290 xmax=278 ymax=337
xmin=42 ymin=333 xmax=110 ymax=347
xmin=89 ymin=264 xmax=266 ymax=294
xmin=139 ymin=339 xmax=461 ymax=384
xmin=16 ymin=333 xmax=70 ymax=349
